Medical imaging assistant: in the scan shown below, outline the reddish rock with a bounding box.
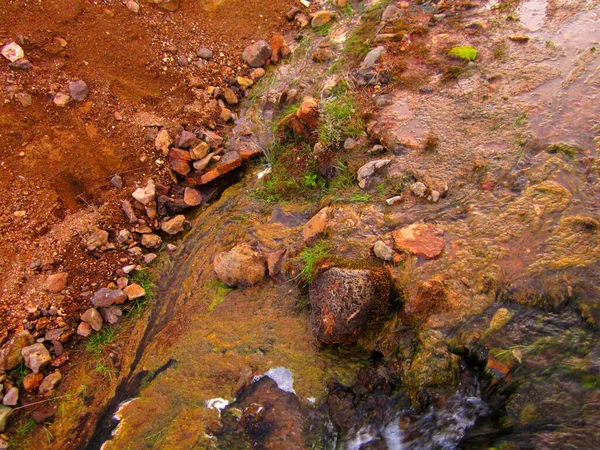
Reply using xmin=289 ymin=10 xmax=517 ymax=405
xmin=92 ymin=288 xmax=127 ymax=307
xmin=169 ymin=148 xmax=191 ymax=161
xmin=403 ymin=278 xmax=447 ymax=326
xmin=204 ymin=130 xmax=223 ymax=149
xmin=45 ymin=272 xmax=68 ymax=293
xmin=196 ymin=151 xmax=241 ymax=185
xmin=486 ymin=356 xmax=515 ymax=380
xmin=267 ymin=249 xmax=287 ymax=277
xmin=183 ymin=187 xmax=203 ymax=206
xmin=238 ymin=146 xmax=263 ymax=160
xmin=270 ymin=33 xmax=291 ymax=64
xmin=123 ymin=283 xmax=145 ymax=300
xmin=303 ymin=207 xmax=331 ymax=244
xmin=23 ymin=372 xmax=44 ymax=392
xmin=170 ymin=154 xmax=191 ymax=176
xmin=392 ymin=223 xmax=444 ymax=259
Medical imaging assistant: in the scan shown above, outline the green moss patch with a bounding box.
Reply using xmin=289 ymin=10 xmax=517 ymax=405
xmin=448 ymin=45 xmax=478 ymax=61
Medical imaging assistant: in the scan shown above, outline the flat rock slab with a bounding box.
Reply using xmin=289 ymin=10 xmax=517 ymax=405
xmin=392 ymin=223 xmax=444 ymax=259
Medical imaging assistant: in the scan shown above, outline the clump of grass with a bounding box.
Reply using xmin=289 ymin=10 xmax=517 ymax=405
xmin=124 ymin=269 xmax=155 ymax=319
xmin=7 ymin=362 xmax=28 ymax=386
xmin=343 ymin=3 xmax=384 ymax=61
xmin=299 ymin=241 xmax=332 ymax=285
xmin=319 ymin=86 xmax=364 ymax=148
xmin=16 ymin=417 xmax=36 ymax=437
xmin=547 ymin=142 xmax=579 ymax=157
xmin=85 ymin=326 xmax=117 ymax=358
xmin=423 ymin=133 xmax=439 ymax=152
xmin=448 ymin=45 xmax=478 ymax=61
xmin=94 ymin=360 xmax=117 ymax=382
xmin=314 ymin=21 xmax=333 ymax=37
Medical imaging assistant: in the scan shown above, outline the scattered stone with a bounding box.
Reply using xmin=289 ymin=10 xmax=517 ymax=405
xmin=68 ymin=80 xmax=89 ymax=101
xmin=86 ymin=230 xmax=109 ymax=251
xmin=192 ymin=151 xmax=242 ymax=185
xmin=170 ymin=153 xmax=191 ymax=176
xmin=374 ymin=96 xmax=392 ymax=107
xmin=117 ymin=277 xmax=129 ymax=289
xmin=286 ymin=6 xmax=301 ymax=20
xmin=1 ymin=387 xmax=18 ymax=406
xmin=121 ymin=200 xmax=139 ymax=223
xmin=1 ymin=330 xmax=34 ymax=370
xmin=363 ymin=46 xmax=385 ymax=69
xmin=192 ymin=153 xmax=214 ymax=172
xmin=296 ymin=13 xmax=310 ymax=28
xmin=190 ymin=142 xmax=209 ymax=160
xmin=214 ymin=243 xmax=267 ymax=288
xmin=141 ymin=233 xmax=162 ymax=249
xmin=386 ymin=196 xmax=402 ymax=205
xmin=178 ymin=130 xmax=198 ymax=149
xmin=123 ymin=283 xmax=146 ymax=300
xmin=309 ymin=267 xmax=391 ymax=344
xmin=270 ymin=33 xmax=291 ymax=64
xmin=303 ymin=207 xmax=331 ymax=244
xmin=161 ymin=215 xmax=186 ymax=235
xmin=220 ymin=107 xmax=233 ymax=122
xmin=38 ymin=371 xmax=62 ymax=396
xmin=99 ymin=306 xmax=122 ymax=325
xmin=357 ymin=159 xmax=391 ymax=189
xmin=167 ymin=244 xmax=177 ymax=252
xmin=132 ymin=180 xmax=156 ymax=205
xmin=223 ymin=87 xmax=239 ymax=105
xmin=197 ymin=48 xmax=213 ymax=60
xmin=373 ymin=240 xmax=394 ymax=261
xmin=250 ymin=67 xmax=266 ymax=80
xmin=242 ymin=40 xmax=272 ymax=68
xmin=117 ymin=229 xmax=131 ymax=244
xmin=81 ymin=308 xmax=103 ymax=331
xmin=392 ymin=223 xmax=444 ymax=259
xmin=409 ymin=181 xmax=427 ymax=197
xmin=155 ymin=129 xmax=172 ymax=155
xmin=15 ymin=92 xmax=32 ymax=107
xmin=267 ymin=249 xmax=287 ymax=277
xmin=9 ymin=58 xmax=32 ymax=70
xmin=45 ymin=272 xmax=68 ymax=293
xmin=433 ymin=13 xmax=446 ymax=21
xmin=23 ymin=373 xmax=44 ymax=392
xmin=21 ymin=343 xmax=51 ymax=374
xmin=419 ymin=85 xmax=434 ymax=94
xmin=311 ymin=10 xmax=333 ymax=28
xmin=53 ymin=93 xmax=71 ymax=107
xmin=126 ymin=0 xmax=140 ymax=13
xmin=143 ymin=253 xmax=157 ymax=264
xmin=92 ymin=288 xmax=127 ymax=307
xmin=1 ymin=42 xmax=24 ymax=62
xmin=122 ymin=264 xmax=137 ymax=274
xmin=110 ymin=174 xmax=123 ymax=189
xmin=382 ymin=4 xmax=399 ymax=21
xmin=344 ymin=138 xmax=359 ymax=150
xmin=76 ymin=322 xmax=92 ymax=337
xmin=509 ymin=35 xmax=530 ymax=42
xmin=184 ymin=187 xmax=202 ymax=206
xmin=0 ymin=405 xmax=11 ymax=432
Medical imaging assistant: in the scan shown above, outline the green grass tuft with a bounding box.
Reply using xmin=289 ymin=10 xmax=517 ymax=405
xmin=299 ymin=241 xmax=332 ymax=285
xmin=448 ymin=45 xmax=478 ymax=61
xmin=85 ymin=326 xmax=117 ymax=358
xmin=319 ymin=91 xmax=364 ymax=148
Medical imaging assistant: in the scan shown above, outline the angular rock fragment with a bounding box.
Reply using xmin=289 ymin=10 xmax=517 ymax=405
xmin=214 ymin=244 xmax=267 ymax=288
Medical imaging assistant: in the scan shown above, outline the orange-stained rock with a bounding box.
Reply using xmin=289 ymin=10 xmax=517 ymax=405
xmin=169 ymin=148 xmax=191 ymax=161
xmin=170 ymin=155 xmax=191 ymax=176
xmin=392 ymin=223 xmax=444 ymax=259
xmin=270 ymin=33 xmax=291 ymax=64
xmin=190 ymin=151 xmax=242 ymax=185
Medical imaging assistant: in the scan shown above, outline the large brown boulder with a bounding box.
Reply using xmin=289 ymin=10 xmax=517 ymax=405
xmin=214 ymin=244 xmax=267 ymax=288
xmin=309 ymin=267 xmax=391 ymax=344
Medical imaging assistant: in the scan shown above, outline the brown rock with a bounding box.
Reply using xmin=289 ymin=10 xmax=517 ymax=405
xmin=161 ymin=214 xmax=186 ymax=235
xmin=92 ymin=288 xmax=127 ymax=307
xmin=311 ymin=10 xmax=333 ymax=28
xmin=392 ymin=223 xmax=444 ymax=259
xmin=21 ymin=343 xmax=51 ymax=374
xmin=190 ymin=142 xmax=209 ymax=160
xmin=44 ymin=272 xmax=68 ymax=293
xmin=214 ymin=244 xmax=267 ymax=288
xmin=183 ymin=187 xmax=203 ymax=207
xmin=267 ymin=249 xmax=287 ymax=277
xmin=123 ymin=283 xmax=146 ymax=300
xmin=141 ymin=233 xmax=162 ymax=249
xmin=170 ymin=154 xmax=191 ymax=176
xmin=312 ymin=48 xmax=336 ymax=63
xmin=250 ymin=68 xmax=266 ymax=80
xmin=76 ymin=321 xmax=92 ymax=337
xmin=81 ymin=308 xmax=103 ymax=331
xmin=22 ymin=373 xmax=44 ymax=392
xmin=223 ymin=88 xmax=238 ymax=105
xmin=38 ymin=371 xmax=62 ymax=396
xmin=169 ymin=148 xmax=191 ymax=161
xmin=303 ymin=207 xmax=331 ymax=244
xmin=1 ymin=329 xmax=34 ymax=370
xmin=122 ymin=200 xmax=139 ymax=223
xmin=270 ymin=33 xmax=291 ymax=64
xmin=204 ymin=130 xmax=223 ymax=149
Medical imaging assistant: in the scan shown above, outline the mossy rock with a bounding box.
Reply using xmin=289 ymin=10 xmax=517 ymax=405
xmin=448 ymin=45 xmax=478 ymax=61
xmin=547 ymin=142 xmax=579 ymax=157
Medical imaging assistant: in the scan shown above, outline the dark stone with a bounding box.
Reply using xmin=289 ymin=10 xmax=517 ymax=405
xmin=9 ymin=58 xmax=32 ymax=70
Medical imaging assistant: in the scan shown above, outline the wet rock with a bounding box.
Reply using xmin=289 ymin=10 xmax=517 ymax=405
xmin=392 ymin=223 xmax=444 ymax=259
xmin=190 ymin=141 xmax=209 ymax=160
xmin=99 ymin=306 xmax=122 ymax=325
xmin=1 ymin=42 xmax=24 ymax=62
xmin=110 ymin=174 xmax=123 ymax=189
xmin=86 ymin=230 xmax=109 ymax=251
xmin=81 ymin=308 xmax=103 ymax=331
xmin=123 ymin=283 xmax=145 ymax=300
xmin=183 ymin=187 xmax=203 ymax=207
xmin=242 ymin=40 xmax=272 ymax=68
xmin=309 ymin=267 xmax=391 ymax=344
xmin=53 ymin=93 xmax=71 ymax=107
xmin=267 ymin=249 xmax=287 ymax=277
xmin=312 ymin=48 xmax=336 ymax=63
xmin=303 ymin=207 xmax=331 ymax=244
xmin=68 ymin=80 xmax=89 ymax=101
xmin=122 ymin=200 xmax=139 ymax=223
xmin=311 ymin=10 xmax=333 ymax=28
xmin=192 ymin=151 xmax=242 ymax=185
xmin=214 ymin=243 xmax=267 ymax=288
xmin=357 ymin=159 xmax=391 ymax=189
xmin=373 ymin=240 xmax=394 ymax=261
xmin=382 ymin=4 xmax=399 ymax=21
xmin=76 ymin=322 xmax=92 ymax=337
xmin=92 ymin=288 xmax=126 ymax=307
xmin=270 ymin=33 xmax=291 ymax=64
xmin=155 ymin=129 xmax=172 ymax=155
xmin=197 ymin=48 xmax=213 ymax=60
xmin=141 ymin=233 xmax=162 ymax=249
xmin=409 ymin=181 xmax=427 ymax=197
xmin=132 ymin=180 xmax=156 ymax=205
xmin=1 ymin=329 xmax=34 ymax=370
xmin=23 ymin=373 xmax=44 ymax=392
xmin=2 ymin=387 xmax=18 ymax=406
xmin=21 ymin=343 xmax=51 ymax=374
xmin=223 ymin=87 xmax=239 ymax=105
xmin=178 ymin=130 xmax=198 ymax=149
xmin=38 ymin=371 xmax=62 ymax=396
xmin=161 ymin=214 xmax=186 ymax=235
xmin=404 ymin=278 xmax=447 ymax=325
xmin=363 ymin=46 xmax=385 ymax=69
xmin=45 ymin=272 xmax=68 ymax=293
xmin=0 ymin=405 xmax=10 ymax=432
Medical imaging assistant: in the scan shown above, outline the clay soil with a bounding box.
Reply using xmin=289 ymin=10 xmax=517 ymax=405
xmin=0 ymin=0 xmax=297 ymax=334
